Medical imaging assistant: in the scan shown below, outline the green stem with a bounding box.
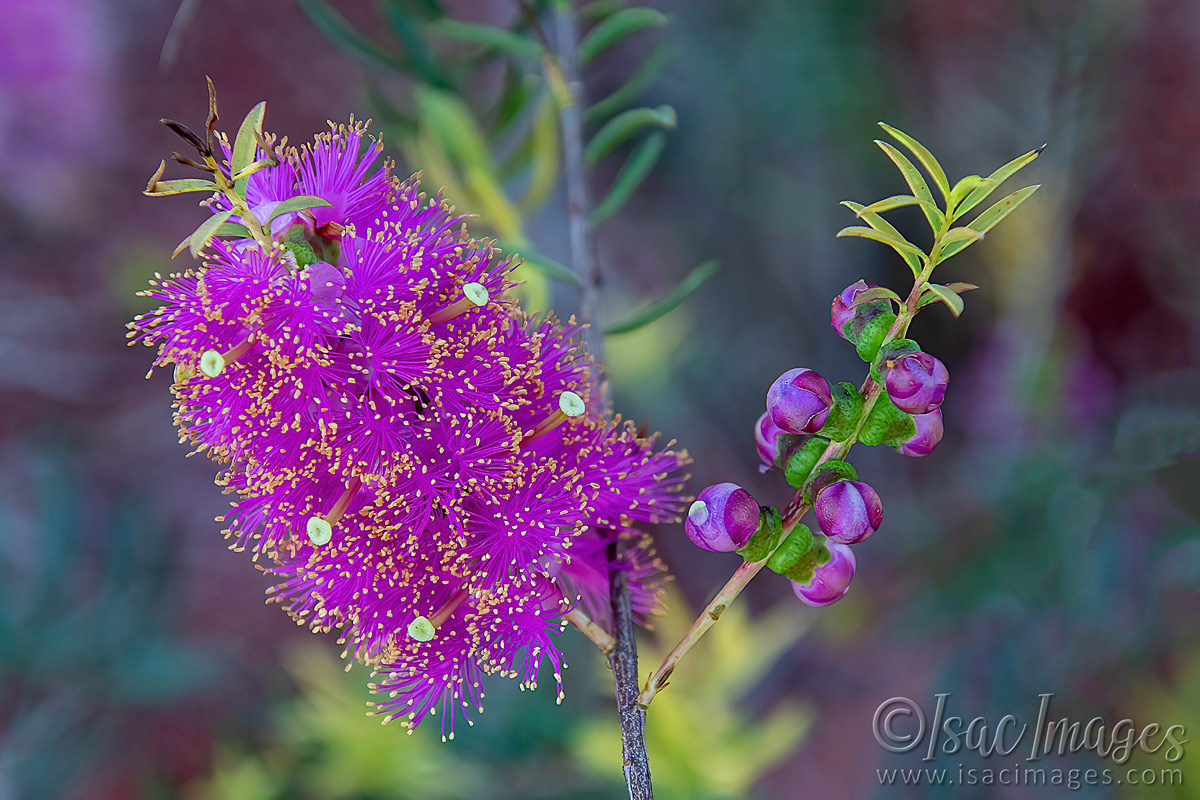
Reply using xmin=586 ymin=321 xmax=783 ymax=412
xmin=637 ymin=229 xmax=951 ymax=709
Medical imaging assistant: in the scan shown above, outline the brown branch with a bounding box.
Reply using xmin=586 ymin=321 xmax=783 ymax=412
xmin=554 ymin=3 xmax=652 ymax=797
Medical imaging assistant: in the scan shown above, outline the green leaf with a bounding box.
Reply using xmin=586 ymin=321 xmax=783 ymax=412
xmin=840 ymin=201 xmax=922 ymax=277
xmin=874 ymin=140 xmax=943 ymax=230
xmin=266 ymin=195 xmax=333 ymax=224
xmin=428 ymin=18 xmax=543 ymax=59
xmin=296 ymin=0 xmax=408 ymax=72
xmin=836 ymin=225 xmax=927 ymax=263
xmin=585 ymin=43 xmax=673 ymax=123
xmin=231 ymin=101 xmax=266 ymax=194
xmin=935 ymin=226 xmax=985 ymax=261
xmin=854 ymin=286 xmax=903 ymax=305
xmin=189 ymin=210 xmax=235 ymax=257
xmin=496 ymin=240 xmax=581 ymax=285
xmin=956 ymin=145 xmax=1044 ymax=217
xmin=924 ymin=283 xmax=965 ymax=316
xmin=585 ymin=105 xmax=676 ymax=164
xmin=605 ymin=260 xmax=718 ymax=335
xmin=943 ymin=281 xmax=979 ymax=294
xmin=380 ymin=0 xmax=450 ymax=87
xmin=580 ymin=0 xmax=627 ymax=22
xmin=947 ymin=175 xmax=983 ymax=214
xmin=968 ymin=185 xmax=1040 ymax=235
xmin=214 ymin=222 xmax=252 ymax=238
xmin=144 ymin=178 xmax=218 ymax=196
xmin=231 ymin=157 xmax=277 ymax=182
xmin=580 ymin=7 xmax=667 ymax=64
xmin=877 ymin=122 xmax=950 ymax=200
xmin=857 ymin=194 xmax=918 ymax=215
xmin=591 ymin=132 xmax=666 ymax=224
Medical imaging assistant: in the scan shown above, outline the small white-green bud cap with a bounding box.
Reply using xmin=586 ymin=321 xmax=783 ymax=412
xmin=199 ymin=350 xmax=225 ymax=378
xmin=558 ymin=391 xmax=586 ymax=418
xmin=408 ymin=616 xmax=436 ymax=642
xmin=306 ymin=516 xmax=333 ymax=546
xmin=463 ymin=282 xmax=489 ymax=307
xmin=688 ymin=500 xmax=709 ymax=525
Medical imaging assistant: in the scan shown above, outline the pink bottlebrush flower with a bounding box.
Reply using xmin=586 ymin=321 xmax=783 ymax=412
xmin=130 ymin=120 xmax=687 ymax=739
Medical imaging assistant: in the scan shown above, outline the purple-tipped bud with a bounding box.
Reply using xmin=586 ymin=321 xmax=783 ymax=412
xmin=815 ymin=479 xmax=883 ymax=544
xmin=755 ymin=412 xmax=785 ymax=469
xmin=831 ymin=280 xmax=873 ymax=339
xmin=685 ymin=482 xmax=760 ymax=552
xmin=883 ymin=352 xmax=949 ymax=414
xmin=896 ymin=408 xmax=943 ymax=457
xmin=766 ymin=368 xmax=833 ymax=434
xmin=792 ymin=538 xmax=856 ymax=607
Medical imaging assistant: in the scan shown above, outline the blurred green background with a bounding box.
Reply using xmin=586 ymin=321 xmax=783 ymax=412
xmin=3 ymin=0 xmax=1200 ymax=797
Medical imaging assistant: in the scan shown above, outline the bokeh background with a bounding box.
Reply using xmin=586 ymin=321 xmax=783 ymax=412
xmin=4 ymin=0 xmax=1200 ymax=797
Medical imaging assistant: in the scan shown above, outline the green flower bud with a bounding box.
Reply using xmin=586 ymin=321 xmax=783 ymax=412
xmin=736 ymin=505 xmax=783 ymax=562
xmin=767 ymin=524 xmax=814 ymax=574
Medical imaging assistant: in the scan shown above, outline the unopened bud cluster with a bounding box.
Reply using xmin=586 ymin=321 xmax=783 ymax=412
xmin=686 ymin=277 xmax=955 ymax=607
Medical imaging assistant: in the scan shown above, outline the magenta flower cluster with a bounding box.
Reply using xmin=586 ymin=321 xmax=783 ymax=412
xmin=684 ymin=277 xmax=954 ymax=608
xmin=130 ymin=120 xmax=687 ymax=739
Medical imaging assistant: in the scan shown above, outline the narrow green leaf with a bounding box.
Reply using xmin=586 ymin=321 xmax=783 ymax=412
xmin=189 ymin=210 xmax=235 ymax=257
xmin=591 ymin=132 xmax=666 ymax=224
xmin=956 ymin=145 xmax=1044 ymax=217
xmin=874 ymin=140 xmax=943 ymax=230
xmin=946 ymin=175 xmax=983 ymax=214
xmin=942 ymin=281 xmax=979 ymax=294
xmin=877 ymin=122 xmax=950 ymax=200
xmin=231 ymin=101 xmax=266 ymax=194
xmin=857 ymin=194 xmax=918 ymax=215
xmin=580 ymin=0 xmax=627 ymax=22
xmin=836 ymin=225 xmax=927 ymax=264
xmin=496 ymin=241 xmax=580 ymax=285
xmin=144 ymin=178 xmax=218 ymax=196
xmin=380 ymin=0 xmax=450 ymax=87
xmin=924 ymin=283 xmax=965 ymax=317
xmin=585 ymin=105 xmax=676 ymax=164
xmin=266 ymin=195 xmax=333 ymax=224
xmin=934 ymin=226 xmax=984 ymax=260
xmin=840 ymin=201 xmax=922 ymax=277
xmin=214 ymin=222 xmax=252 ymax=238
xmin=968 ymin=185 xmax=1040 ymax=235
xmin=231 ymin=157 xmax=277 ymax=182
xmin=296 ymin=0 xmax=408 ymax=72
xmin=579 ymin=8 xmax=668 ymax=64
xmin=429 ymin=18 xmax=543 ymax=59
xmin=417 ymin=87 xmax=494 ymax=173
xmin=606 ymin=260 xmax=718 ymax=335
xmin=585 ymin=43 xmax=673 ymax=123
xmin=854 ymin=286 xmax=903 ymax=305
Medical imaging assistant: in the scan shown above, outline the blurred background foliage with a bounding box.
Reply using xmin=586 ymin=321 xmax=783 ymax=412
xmin=3 ymin=0 xmax=1200 ymax=798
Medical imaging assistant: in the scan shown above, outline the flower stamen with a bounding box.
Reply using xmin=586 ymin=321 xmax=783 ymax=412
xmin=426 ymin=282 xmax=489 ymax=325
xmin=198 ymin=336 xmax=257 ymax=378
xmin=521 ymin=391 xmax=587 ymax=446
